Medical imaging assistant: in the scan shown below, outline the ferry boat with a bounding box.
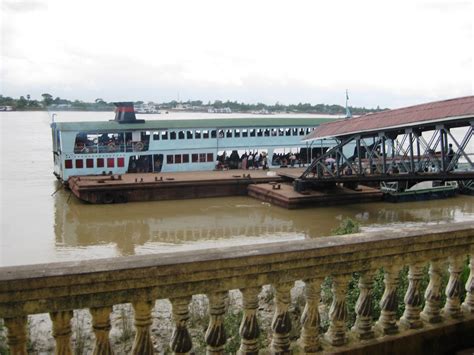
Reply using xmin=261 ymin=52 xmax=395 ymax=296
xmin=51 ymin=102 xmax=338 ymax=183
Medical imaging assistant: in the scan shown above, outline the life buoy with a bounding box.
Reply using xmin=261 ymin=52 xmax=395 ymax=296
xmin=107 ymin=142 xmax=116 ymax=152
xmin=134 ymin=142 xmax=144 ymax=151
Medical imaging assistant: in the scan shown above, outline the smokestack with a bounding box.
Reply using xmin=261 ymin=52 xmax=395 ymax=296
xmin=113 ymin=102 xmax=144 ymax=123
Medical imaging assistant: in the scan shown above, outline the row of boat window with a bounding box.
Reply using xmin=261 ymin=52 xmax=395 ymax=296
xmin=65 ymin=157 xmax=125 ymax=169
xmin=167 ymin=153 xmax=214 ymax=164
xmin=73 ymin=127 xmax=314 ymax=153
xmin=153 ymin=127 xmax=313 ymax=140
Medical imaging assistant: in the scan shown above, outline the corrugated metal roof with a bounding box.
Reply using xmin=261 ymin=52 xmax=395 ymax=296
xmin=53 ymin=117 xmax=335 ymax=132
xmin=304 ymin=96 xmax=474 ymax=140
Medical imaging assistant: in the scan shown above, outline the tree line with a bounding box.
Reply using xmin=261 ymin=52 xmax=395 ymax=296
xmin=0 ymin=94 xmax=387 ymax=114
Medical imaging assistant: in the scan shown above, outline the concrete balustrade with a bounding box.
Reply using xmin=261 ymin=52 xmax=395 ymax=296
xmin=1 ymin=222 xmax=474 ymax=354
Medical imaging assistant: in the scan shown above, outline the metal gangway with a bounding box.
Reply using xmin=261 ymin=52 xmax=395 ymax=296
xmin=294 ymin=96 xmax=474 ymax=191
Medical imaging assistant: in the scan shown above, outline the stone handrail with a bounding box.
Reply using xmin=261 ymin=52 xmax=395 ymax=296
xmin=1 ymin=221 xmax=473 ymax=354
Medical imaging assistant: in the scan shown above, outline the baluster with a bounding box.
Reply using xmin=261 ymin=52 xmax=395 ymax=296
xmin=205 ymin=291 xmax=228 ymax=355
xmin=132 ymin=301 xmax=154 ymax=355
xmin=421 ymin=260 xmax=444 ymax=323
xmin=50 ymin=310 xmax=73 ymax=355
xmin=170 ymin=296 xmax=193 ymax=354
xmin=238 ymin=287 xmax=260 ymax=355
xmin=4 ymin=316 xmax=28 ymax=355
xmin=442 ymin=255 xmax=464 ymax=319
xmin=400 ymin=263 xmax=424 ymax=329
xmin=352 ymin=271 xmax=375 ymax=340
xmin=375 ymin=266 xmax=401 ymax=335
xmin=462 ymin=256 xmax=474 ymax=314
xmin=299 ymin=278 xmax=323 ymax=352
xmin=324 ymin=274 xmax=350 ymax=346
xmin=270 ymin=282 xmax=293 ymax=354
xmin=90 ymin=306 xmax=114 ymax=355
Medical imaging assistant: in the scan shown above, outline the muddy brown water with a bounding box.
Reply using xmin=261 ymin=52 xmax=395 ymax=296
xmin=1 ymin=111 xmax=473 ymax=267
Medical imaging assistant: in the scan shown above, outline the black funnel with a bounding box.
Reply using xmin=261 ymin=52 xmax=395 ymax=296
xmin=113 ymin=102 xmax=144 ymax=123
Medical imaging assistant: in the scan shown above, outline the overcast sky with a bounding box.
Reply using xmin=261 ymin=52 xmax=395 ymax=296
xmin=1 ymin=0 xmax=473 ymax=108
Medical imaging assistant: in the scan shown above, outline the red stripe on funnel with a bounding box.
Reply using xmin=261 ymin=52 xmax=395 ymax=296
xmin=115 ymin=107 xmax=135 ymax=113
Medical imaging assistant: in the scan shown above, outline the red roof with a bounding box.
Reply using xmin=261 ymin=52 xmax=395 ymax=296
xmin=305 ymin=96 xmax=474 ymax=140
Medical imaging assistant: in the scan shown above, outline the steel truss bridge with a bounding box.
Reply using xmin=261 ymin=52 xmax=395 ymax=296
xmin=294 ymin=98 xmax=474 ymax=192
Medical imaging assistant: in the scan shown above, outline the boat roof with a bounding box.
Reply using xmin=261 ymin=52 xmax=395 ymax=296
xmin=53 ymin=117 xmax=335 ymax=132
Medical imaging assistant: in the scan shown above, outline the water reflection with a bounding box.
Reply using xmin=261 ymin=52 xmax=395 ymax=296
xmin=53 ymin=180 xmax=474 ymax=260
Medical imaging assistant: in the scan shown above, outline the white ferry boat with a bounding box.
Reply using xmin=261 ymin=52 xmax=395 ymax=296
xmin=51 ymin=102 xmax=338 ymax=183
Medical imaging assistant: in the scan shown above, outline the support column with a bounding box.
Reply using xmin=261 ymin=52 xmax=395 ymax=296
xmin=170 ymin=296 xmax=193 ymax=354
xmin=442 ymin=256 xmax=464 ymax=319
xmin=270 ymin=282 xmax=293 ymax=354
xmin=421 ymin=260 xmax=444 ymax=323
xmin=375 ymin=266 xmax=401 ymax=335
xmin=356 ymin=138 xmax=362 ymax=175
xmin=4 ymin=316 xmax=28 ymax=355
xmin=400 ymin=263 xmax=424 ymax=329
xmin=299 ymin=278 xmax=323 ymax=352
xmin=50 ymin=310 xmax=73 ymax=355
xmin=381 ymin=135 xmax=387 ymax=174
xmin=352 ymin=271 xmax=375 ymax=339
xmin=324 ymin=274 xmax=350 ymax=346
xmin=238 ymin=287 xmax=261 ymax=355
xmin=132 ymin=301 xmax=154 ymax=355
xmin=462 ymin=256 xmax=474 ymax=314
xmin=205 ymin=292 xmax=227 ymax=355
xmin=90 ymin=306 xmax=114 ymax=355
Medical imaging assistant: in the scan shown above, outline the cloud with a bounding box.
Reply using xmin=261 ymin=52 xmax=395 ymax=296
xmin=1 ymin=0 xmax=47 ymax=12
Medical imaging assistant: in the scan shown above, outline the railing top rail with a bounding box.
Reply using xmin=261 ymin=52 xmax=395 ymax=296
xmin=1 ymin=221 xmax=473 ymax=283
xmin=0 ymin=221 xmax=473 ymax=318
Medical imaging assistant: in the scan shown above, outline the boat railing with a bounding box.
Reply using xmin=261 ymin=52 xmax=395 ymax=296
xmin=1 ymin=222 xmax=473 ymax=354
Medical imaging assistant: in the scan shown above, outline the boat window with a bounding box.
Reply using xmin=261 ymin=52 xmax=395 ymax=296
xmin=203 ymin=130 xmax=209 ymax=139
xmin=292 ymin=128 xmax=298 ymax=135
xmin=211 ymin=130 xmax=217 ymax=138
xmin=183 ymin=154 xmax=189 ymax=163
xmin=167 ymin=155 xmax=174 ymax=164
xmin=207 ymin=153 xmax=213 ymax=162
xmin=264 ymin=129 xmax=270 ymax=137
xmin=234 ymin=129 xmax=240 ymax=138
xmin=175 ymin=154 xmax=182 ymax=163
xmin=161 ymin=131 xmax=168 ymax=140
xmin=218 ymin=130 xmax=224 ymax=138
xmin=279 ymin=129 xmax=284 ymax=136
xmin=97 ymin=158 xmax=104 ymax=168
xmin=257 ymin=129 xmax=263 ymax=137
xmin=153 ymin=131 xmax=160 ymax=140
xmin=86 ymin=159 xmax=94 ymax=168
xmin=75 ymin=159 xmax=83 ymax=169
xmin=107 ymin=158 xmax=114 ymax=168
xmin=226 ymin=129 xmax=232 ymax=138
xmin=306 ymin=128 xmax=311 ymax=134
xmin=271 ymin=129 xmax=277 ymax=136
xmin=187 ymin=130 xmax=193 ymax=139
xmin=285 ymin=128 xmax=291 ymax=136
xmin=242 ymin=129 xmax=248 ymax=137
xmin=178 ymin=131 xmax=185 ymax=139
xmin=199 ymin=153 xmax=206 ymax=162
xmin=192 ymin=153 xmax=199 ymax=162
xmin=250 ymin=129 xmax=256 ymax=137
xmin=195 ymin=130 xmax=201 ymax=139
xmin=170 ymin=131 xmax=177 ymax=140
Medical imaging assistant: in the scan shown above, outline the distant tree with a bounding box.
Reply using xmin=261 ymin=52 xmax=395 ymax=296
xmin=17 ymin=96 xmax=28 ymax=109
xmin=95 ymin=98 xmax=106 ymax=104
xmin=41 ymin=93 xmax=53 ymax=106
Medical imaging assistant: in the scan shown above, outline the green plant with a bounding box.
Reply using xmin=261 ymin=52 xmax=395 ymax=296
xmin=0 ymin=319 xmax=9 ymax=355
xmin=119 ymin=306 xmax=134 ymax=349
xmin=332 ymin=218 xmax=360 ymax=235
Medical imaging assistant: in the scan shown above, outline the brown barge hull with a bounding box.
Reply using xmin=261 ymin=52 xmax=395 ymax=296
xmin=68 ymin=170 xmax=288 ymax=204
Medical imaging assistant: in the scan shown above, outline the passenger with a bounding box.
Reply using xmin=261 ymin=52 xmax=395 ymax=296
xmin=241 ymin=153 xmax=248 ymax=170
xmin=254 ymin=153 xmax=260 ymax=169
xmin=290 ymin=153 xmax=296 ymax=167
xmin=447 ymin=143 xmax=455 ymax=170
xmin=248 ymin=154 xmax=254 ymax=169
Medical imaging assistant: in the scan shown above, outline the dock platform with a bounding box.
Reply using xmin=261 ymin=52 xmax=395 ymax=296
xmin=68 ymin=167 xmax=383 ymax=208
xmin=248 ymin=182 xmax=383 ymax=209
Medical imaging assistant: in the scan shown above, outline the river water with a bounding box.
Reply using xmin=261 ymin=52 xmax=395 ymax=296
xmin=0 ymin=111 xmax=473 ymax=267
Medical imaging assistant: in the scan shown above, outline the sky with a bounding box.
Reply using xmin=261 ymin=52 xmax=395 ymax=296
xmin=1 ymin=0 xmax=473 ymax=108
